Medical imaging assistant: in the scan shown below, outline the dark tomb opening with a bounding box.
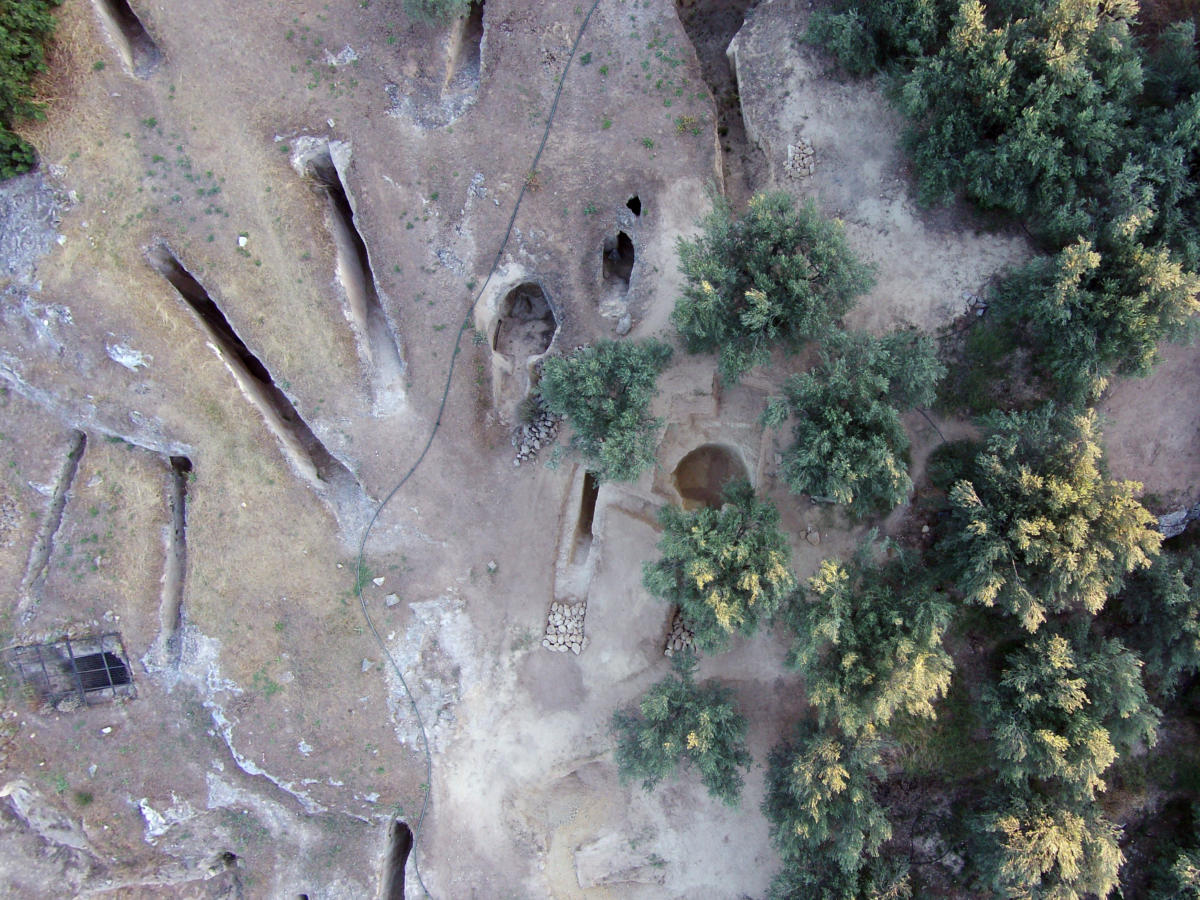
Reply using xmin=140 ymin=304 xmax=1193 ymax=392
xmin=494 ymin=282 xmax=557 ymax=360
xmin=603 ymin=231 xmax=635 ymax=286
xmin=672 ymin=444 xmax=749 ymax=510
xmin=381 ymin=819 xmax=413 ymax=900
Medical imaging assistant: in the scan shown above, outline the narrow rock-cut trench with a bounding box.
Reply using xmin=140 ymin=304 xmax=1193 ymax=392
xmin=380 ymin=819 xmax=413 ymax=900
xmin=444 ymin=0 xmax=485 ymax=90
xmin=676 ymin=0 xmax=765 ymax=206
xmin=303 ymin=145 xmax=406 ymax=412
xmin=90 ymin=0 xmax=161 ymax=78
xmin=21 ymin=430 xmax=86 ymax=598
xmin=571 ymin=471 xmax=600 ymax=564
xmin=147 ymin=244 xmax=363 ymax=506
xmin=153 ymin=455 xmax=191 ymax=668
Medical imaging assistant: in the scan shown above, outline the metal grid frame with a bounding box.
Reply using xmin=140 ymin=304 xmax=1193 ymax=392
xmin=2 ymin=633 xmax=135 ymax=707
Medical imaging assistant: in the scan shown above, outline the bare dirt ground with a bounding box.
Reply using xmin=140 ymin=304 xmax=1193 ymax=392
xmin=0 ymin=1 xmax=1194 ymax=898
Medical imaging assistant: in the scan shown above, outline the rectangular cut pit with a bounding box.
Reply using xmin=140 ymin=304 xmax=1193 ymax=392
xmin=297 ymin=140 xmax=405 ymax=413
xmin=147 ymin=244 xmax=364 ymax=512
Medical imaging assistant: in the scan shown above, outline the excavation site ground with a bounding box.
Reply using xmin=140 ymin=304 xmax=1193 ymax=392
xmin=1 ymin=1 xmax=1198 ymax=898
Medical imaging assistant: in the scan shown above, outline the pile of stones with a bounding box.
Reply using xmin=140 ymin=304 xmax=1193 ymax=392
xmin=512 ymin=408 xmax=561 ymax=466
xmin=785 ymin=138 xmax=816 ymax=179
xmin=542 ymin=601 xmax=587 ymax=654
xmin=663 ymin=608 xmax=697 ymax=657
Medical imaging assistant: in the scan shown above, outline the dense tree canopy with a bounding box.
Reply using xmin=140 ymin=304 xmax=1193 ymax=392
xmin=992 ymin=231 xmax=1199 ymax=402
xmin=975 ymin=789 xmax=1124 ymax=900
xmin=783 ymin=540 xmax=954 ymax=735
xmin=982 ymin=625 xmax=1159 ymax=800
xmin=643 ymin=480 xmax=794 ymax=652
xmin=0 ymin=0 xmax=59 ymax=179
xmin=1110 ymin=543 xmax=1200 ymax=699
xmin=763 ymin=722 xmax=892 ymax=889
xmin=539 ymin=338 xmax=672 ymax=482
xmin=673 ymin=191 xmax=875 ymax=384
xmin=610 ymin=653 xmax=751 ymax=805
xmin=764 ymin=329 xmax=943 ymax=518
xmin=943 ymin=405 xmax=1160 ymax=631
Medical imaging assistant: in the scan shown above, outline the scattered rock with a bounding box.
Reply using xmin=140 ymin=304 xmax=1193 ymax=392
xmin=361 ymin=658 xmax=372 ymax=673
xmin=785 ymin=137 xmax=816 ymax=179
xmin=384 ymin=593 xmax=401 ymax=608
xmin=1160 ymin=503 xmax=1200 ymax=539
xmin=615 ymin=312 xmax=632 ymax=336
xmin=511 ymin=404 xmax=562 ymax=467
xmin=663 ymin=607 xmax=697 ymax=657
xmin=372 ymin=576 xmax=385 ymax=587
xmin=805 ymin=527 xmax=821 ymax=546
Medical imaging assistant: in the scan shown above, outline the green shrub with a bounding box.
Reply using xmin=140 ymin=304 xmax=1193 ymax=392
xmin=973 ymin=789 xmax=1124 ymax=900
xmin=0 ymin=0 xmax=60 ymax=179
xmin=673 ymin=191 xmax=874 ymax=384
xmin=610 ymin=653 xmax=751 ymax=805
xmin=782 ymin=538 xmax=954 ymax=736
xmin=642 ymin=480 xmax=795 ymax=652
xmin=982 ymin=624 xmax=1159 ymax=800
xmin=943 ymin=404 xmax=1160 ymax=632
xmin=806 ymin=0 xmax=955 ymax=76
xmin=538 ymin=339 xmax=672 ymax=482
xmin=402 ymin=0 xmax=473 ymax=24
xmin=763 ymin=722 xmax=892 ymax=888
xmin=764 ymin=328 xmax=943 ymax=518
xmin=993 ymin=235 xmax=1200 ymax=404
xmin=1111 ymin=545 xmax=1200 ymax=700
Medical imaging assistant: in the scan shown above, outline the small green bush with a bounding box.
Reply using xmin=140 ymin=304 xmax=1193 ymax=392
xmin=943 ymin=404 xmax=1161 ymax=632
xmin=782 ymin=538 xmax=954 ymax=736
xmin=764 ymin=328 xmax=943 ymax=518
xmin=0 ymin=0 xmax=60 ymax=179
xmin=402 ymin=0 xmax=473 ymax=24
xmin=673 ymin=191 xmax=874 ymax=384
xmin=611 ymin=653 xmax=751 ymax=805
xmin=642 ymin=480 xmax=795 ymax=652
xmin=538 ymin=339 xmax=672 ymax=482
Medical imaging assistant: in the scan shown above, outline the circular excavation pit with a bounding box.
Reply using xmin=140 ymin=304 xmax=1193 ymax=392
xmin=494 ymin=282 xmax=557 ymax=362
xmin=672 ymin=444 xmax=748 ymax=510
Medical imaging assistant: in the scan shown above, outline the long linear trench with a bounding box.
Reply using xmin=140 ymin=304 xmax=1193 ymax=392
xmin=147 ymin=243 xmax=363 ymax=510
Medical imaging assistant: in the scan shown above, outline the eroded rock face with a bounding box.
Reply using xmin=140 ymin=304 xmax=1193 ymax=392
xmin=1160 ymin=503 xmax=1200 ymax=539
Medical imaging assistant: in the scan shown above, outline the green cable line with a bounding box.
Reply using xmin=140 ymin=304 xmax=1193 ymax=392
xmin=354 ymin=2 xmax=604 ymax=895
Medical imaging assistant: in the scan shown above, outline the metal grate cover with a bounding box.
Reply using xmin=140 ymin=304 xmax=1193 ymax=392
xmin=3 ymin=633 xmax=135 ymax=708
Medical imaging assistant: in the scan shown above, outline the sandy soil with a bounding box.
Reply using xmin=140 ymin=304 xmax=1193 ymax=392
xmin=0 ymin=0 xmax=1194 ymax=897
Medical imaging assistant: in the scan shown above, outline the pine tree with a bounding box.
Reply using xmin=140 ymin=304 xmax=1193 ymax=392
xmin=982 ymin=624 xmax=1159 ymax=800
xmin=782 ymin=539 xmax=954 ymax=735
xmin=1111 ymin=544 xmax=1200 ymax=700
xmin=943 ymin=404 xmax=1160 ymax=631
xmin=642 ymin=480 xmax=795 ymax=652
xmin=974 ymin=789 xmax=1124 ymax=900
xmin=0 ymin=0 xmax=60 ymax=179
xmin=538 ymin=339 xmax=672 ymax=482
xmin=763 ymin=722 xmax=892 ymax=885
xmin=672 ymin=191 xmax=874 ymax=384
xmin=764 ymin=328 xmax=943 ymax=518
xmin=610 ymin=653 xmax=751 ymax=805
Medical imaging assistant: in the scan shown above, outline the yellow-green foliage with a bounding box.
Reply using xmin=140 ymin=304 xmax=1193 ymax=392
xmin=643 ymin=480 xmax=795 ymax=652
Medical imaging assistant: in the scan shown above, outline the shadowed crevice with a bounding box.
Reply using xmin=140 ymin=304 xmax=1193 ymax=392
xmin=21 ymin=430 xmax=85 ymax=597
xmin=380 ymin=819 xmax=412 ymax=900
xmin=147 ymin=243 xmax=365 ymax=511
xmin=301 ymin=143 xmax=406 ymax=412
xmin=90 ymin=0 xmax=161 ymax=78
